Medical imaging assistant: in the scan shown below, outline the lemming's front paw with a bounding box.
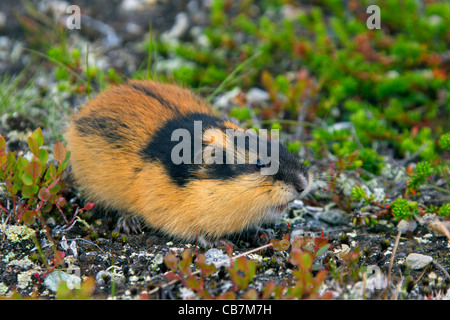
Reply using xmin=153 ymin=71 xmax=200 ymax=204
xmin=115 ymin=215 xmax=143 ymax=234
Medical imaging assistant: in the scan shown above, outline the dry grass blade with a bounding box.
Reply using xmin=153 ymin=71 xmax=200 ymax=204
xmin=384 ymin=230 xmax=401 ymax=300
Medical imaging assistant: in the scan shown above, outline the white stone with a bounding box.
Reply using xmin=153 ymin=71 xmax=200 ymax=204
xmin=405 ymin=253 xmax=433 ymax=270
xmin=246 ymin=88 xmax=270 ymax=104
xmin=397 ymin=219 xmax=417 ymax=234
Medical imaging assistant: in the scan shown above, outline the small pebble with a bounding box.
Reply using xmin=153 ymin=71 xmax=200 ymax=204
xmin=95 ymin=270 xmax=111 ymax=285
xmin=44 ymin=270 xmax=81 ymax=292
xmin=205 ymin=248 xmax=229 ymax=267
xmin=246 ymin=88 xmax=270 ymax=105
xmin=397 ymin=219 xmax=417 ymax=234
xmin=405 ymin=253 xmax=433 ymax=270
xmin=318 ymin=209 xmax=350 ymax=225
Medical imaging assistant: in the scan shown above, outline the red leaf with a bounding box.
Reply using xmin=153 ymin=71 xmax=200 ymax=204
xmin=22 ymin=210 xmax=37 ymax=225
xmin=270 ymin=233 xmax=290 ymax=251
xmin=53 ymin=141 xmax=67 ymax=163
xmin=56 ymin=197 xmax=66 ymax=206
xmin=38 ymin=187 xmax=51 ymax=201
xmin=163 ymin=271 xmax=180 ymax=281
xmin=26 ymin=160 xmax=42 ymax=180
xmin=164 ymin=254 xmax=178 ymax=271
xmin=261 ymin=280 xmax=276 ymax=299
xmin=83 ymin=202 xmax=95 ymax=211
xmin=52 ymin=251 xmax=66 ymax=266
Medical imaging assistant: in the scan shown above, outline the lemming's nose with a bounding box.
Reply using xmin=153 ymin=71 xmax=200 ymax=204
xmin=295 ymin=184 xmax=305 ymax=194
xmin=295 ymin=174 xmax=308 ymax=194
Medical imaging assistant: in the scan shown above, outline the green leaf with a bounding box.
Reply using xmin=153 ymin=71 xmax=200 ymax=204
xmin=315 ymin=243 xmax=331 ymax=258
xmin=16 ymin=157 xmax=29 ymax=171
xmin=0 ymin=135 xmax=5 ymax=151
xmin=290 ymin=249 xmax=313 ymax=272
xmin=38 ymin=149 xmax=49 ymax=165
xmin=11 ymin=183 xmax=19 ymax=196
xmin=351 ymin=186 xmax=366 ymax=201
xmin=229 ymin=106 xmax=252 ymax=122
xmin=22 ymin=210 xmax=37 ymax=225
xmin=301 ymin=252 xmax=313 ymax=270
xmin=21 ymin=173 xmax=33 ymax=186
xmin=438 ymin=203 xmax=450 ymax=217
xmin=196 ymin=254 xmax=216 ymax=277
xmin=59 ymin=151 xmax=71 ymax=172
xmin=440 ymin=133 xmax=450 ymax=150
xmin=186 ymin=277 xmax=201 ymax=290
xmin=0 ymin=154 xmax=7 ymax=167
xmin=31 ymin=127 xmax=44 ymax=147
xmin=49 ymin=162 xmax=57 ymax=179
xmin=22 ymin=185 xmax=39 ymax=198
xmin=7 ymin=152 xmax=15 ymax=168
xmin=49 ymin=184 xmax=61 ymax=194
xmin=179 ymin=251 xmax=193 ymax=274
xmin=27 ymin=137 xmax=39 ymax=157
xmin=31 ymin=184 xmax=39 ymax=194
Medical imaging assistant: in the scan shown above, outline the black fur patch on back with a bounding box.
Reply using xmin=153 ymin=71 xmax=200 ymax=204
xmin=127 ymin=82 xmax=180 ymax=114
xmin=74 ymin=116 xmax=130 ymax=148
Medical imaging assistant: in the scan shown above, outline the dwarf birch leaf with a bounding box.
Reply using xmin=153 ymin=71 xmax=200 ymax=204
xmin=38 ymin=187 xmax=51 ymax=201
xmin=27 ymin=137 xmax=39 ymax=157
xmin=26 ymin=160 xmax=42 ymax=180
xmin=31 ymin=127 xmax=44 ymax=147
xmin=22 ymin=173 xmax=33 ymax=186
xmin=53 ymin=141 xmax=67 ymax=163
xmin=38 ymin=149 xmax=49 ymax=165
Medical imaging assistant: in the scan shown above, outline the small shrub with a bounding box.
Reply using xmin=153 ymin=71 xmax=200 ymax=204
xmin=406 ymin=161 xmax=434 ymax=196
xmin=391 ymin=198 xmax=418 ymax=221
xmin=438 ymin=203 xmax=450 ymax=218
xmin=0 ymin=128 xmax=69 ymax=224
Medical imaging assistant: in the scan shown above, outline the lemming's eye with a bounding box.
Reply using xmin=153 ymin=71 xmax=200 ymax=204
xmin=255 ymin=159 xmax=266 ymax=169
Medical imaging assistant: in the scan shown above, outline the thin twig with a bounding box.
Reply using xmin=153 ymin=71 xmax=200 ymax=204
xmin=215 ymin=243 xmax=273 ymax=268
xmin=432 ymin=260 xmax=450 ymax=282
xmin=65 ymin=237 xmax=105 ymax=253
xmin=392 ymin=270 xmax=403 ymax=300
xmin=384 ymin=230 xmax=401 ymax=300
xmin=0 ymin=204 xmax=9 ymax=215
xmin=413 ymin=265 xmax=429 ymax=286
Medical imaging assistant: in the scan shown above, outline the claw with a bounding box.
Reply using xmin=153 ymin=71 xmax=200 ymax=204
xmin=115 ymin=215 xmax=143 ymax=234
